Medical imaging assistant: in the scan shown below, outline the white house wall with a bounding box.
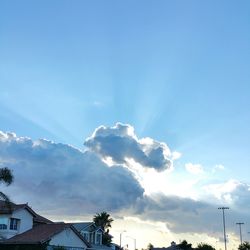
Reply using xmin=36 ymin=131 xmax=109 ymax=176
xmin=0 ymin=208 xmax=33 ymax=239
xmin=49 ymin=227 xmax=87 ymax=249
xmin=13 ymin=208 xmax=33 ymax=234
xmin=0 ymin=214 xmax=11 ymax=239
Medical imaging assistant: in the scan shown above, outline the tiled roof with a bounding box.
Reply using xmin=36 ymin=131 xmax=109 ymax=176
xmin=4 ymin=223 xmax=91 ymax=247
xmin=31 ymin=210 xmax=53 ymax=224
xmin=0 ymin=200 xmax=52 ymax=224
xmin=4 ymin=223 xmax=67 ymax=244
xmin=0 ymin=200 xmax=26 ymax=214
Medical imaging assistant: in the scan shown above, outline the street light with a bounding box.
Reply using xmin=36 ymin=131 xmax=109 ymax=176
xmin=120 ymin=230 xmax=126 ymax=248
xmin=236 ymin=222 xmax=244 ymax=245
xmin=218 ymin=207 xmax=229 ymax=250
xmin=126 ymin=236 xmax=136 ymax=250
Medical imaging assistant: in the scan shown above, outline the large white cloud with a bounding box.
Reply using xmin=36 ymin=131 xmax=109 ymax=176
xmin=84 ymin=123 xmax=173 ymax=172
xmin=1 ymin=125 xmax=250 ymax=238
xmin=203 ymin=179 xmax=250 ymax=211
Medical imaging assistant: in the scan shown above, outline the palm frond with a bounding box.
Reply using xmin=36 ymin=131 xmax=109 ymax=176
xmin=0 ymin=167 xmax=14 ymax=185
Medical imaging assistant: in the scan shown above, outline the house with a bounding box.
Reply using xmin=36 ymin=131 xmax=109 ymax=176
xmin=0 ymin=200 xmax=90 ymax=250
xmin=73 ymin=222 xmax=104 ymax=246
xmin=72 ymin=222 xmax=115 ymax=250
xmin=2 ymin=222 xmax=90 ymax=250
xmin=0 ymin=200 xmax=52 ymax=240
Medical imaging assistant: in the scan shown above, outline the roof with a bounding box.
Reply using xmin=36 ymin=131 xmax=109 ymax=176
xmin=3 ymin=223 xmax=91 ymax=247
xmin=0 ymin=200 xmax=26 ymax=214
xmin=32 ymin=210 xmax=53 ymax=224
xmin=73 ymin=222 xmax=95 ymax=231
xmin=0 ymin=200 xmax=52 ymax=224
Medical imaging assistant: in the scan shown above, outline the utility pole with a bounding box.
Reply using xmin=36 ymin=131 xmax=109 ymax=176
xmin=218 ymin=207 xmax=229 ymax=250
xmin=120 ymin=230 xmax=126 ymax=248
xmin=126 ymin=236 xmax=136 ymax=250
xmin=236 ymin=222 xmax=244 ymax=245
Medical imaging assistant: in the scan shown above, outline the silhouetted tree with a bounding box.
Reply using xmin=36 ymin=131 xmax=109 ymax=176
xmin=179 ymin=240 xmax=192 ymax=250
xmin=238 ymin=242 xmax=250 ymax=250
xmin=197 ymin=243 xmax=215 ymax=250
xmin=0 ymin=167 xmax=14 ymax=203
xmin=147 ymin=243 xmax=154 ymax=250
xmin=93 ymin=212 xmax=114 ymax=231
xmin=93 ymin=212 xmax=114 ymax=246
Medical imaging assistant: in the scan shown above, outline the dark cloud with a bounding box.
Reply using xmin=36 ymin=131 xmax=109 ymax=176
xmin=84 ymin=123 xmax=172 ymax=172
xmin=0 ymin=131 xmax=144 ymax=215
xmin=129 ymin=186 xmax=250 ymax=237
xmin=131 ymin=194 xmax=219 ymax=235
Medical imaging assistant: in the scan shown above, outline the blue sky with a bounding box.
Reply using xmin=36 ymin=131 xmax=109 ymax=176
xmin=1 ymin=1 xmax=250 ymax=248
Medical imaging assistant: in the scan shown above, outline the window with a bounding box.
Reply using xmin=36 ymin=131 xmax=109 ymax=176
xmin=10 ymin=218 xmax=19 ymax=230
xmin=83 ymin=232 xmax=89 ymax=241
xmin=0 ymin=218 xmax=8 ymax=230
xmin=96 ymin=233 xmax=102 ymax=245
xmin=0 ymin=224 xmax=7 ymax=230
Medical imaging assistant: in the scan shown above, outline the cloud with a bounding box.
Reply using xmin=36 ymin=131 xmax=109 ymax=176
xmin=171 ymin=151 xmax=182 ymax=160
xmin=0 ymin=131 xmax=144 ymax=215
xmin=1 ymin=125 xmax=250 ymax=239
xmin=203 ymin=179 xmax=250 ymax=210
xmin=129 ymin=187 xmax=250 ymax=237
xmin=185 ymin=163 xmax=204 ymax=175
xmin=130 ymin=194 xmax=220 ymax=235
xmin=212 ymin=164 xmax=225 ymax=174
xmin=84 ymin=123 xmax=172 ymax=172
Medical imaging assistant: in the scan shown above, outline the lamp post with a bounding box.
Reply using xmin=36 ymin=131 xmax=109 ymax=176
xmin=120 ymin=230 xmax=126 ymax=248
xmin=126 ymin=236 xmax=136 ymax=250
xmin=218 ymin=207 xmax=229 ymax=250
xmin=236 ymin=222 xmax=244 ymax=245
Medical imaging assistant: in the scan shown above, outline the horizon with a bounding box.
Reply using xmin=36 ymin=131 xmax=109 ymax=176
xmin=0 ymin=1 xmax=250 ymax=250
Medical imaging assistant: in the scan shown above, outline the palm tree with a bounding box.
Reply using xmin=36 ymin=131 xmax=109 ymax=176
xmin=0 ymin=167 xmax=14 ymax=203
xmin=93 ymin=212 xmax=114 ymax=246
xmin=238 ymin=242 xmax=250 ymax=250
xmin=93 ymin=212 xmax=114 ymax=232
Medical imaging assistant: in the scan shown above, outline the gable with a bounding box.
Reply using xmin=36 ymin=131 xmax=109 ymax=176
xmin=49 ymin=227 xmax=88 ymax=249
xmin=12 ymin=208 xmax=33 ymax=234
xmin=96 ymin=227 xmax=104 ymax=233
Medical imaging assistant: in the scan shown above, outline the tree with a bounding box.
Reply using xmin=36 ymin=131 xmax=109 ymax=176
xmin=0 ymin=167 xmax=14 ymax=203
xmin=93 ymin=212 xmax=114 ymax=231
xmin=197 ymin=243 xmax=215 ymax=250
xmin=179 ymin=240 xmax=192 ymax=250
xmin=238 ymin=242 xmax=250 ymax=250
xmin=93 ymin=212 xmax=114 ymax=246
xmin=147 ymin=243 xmax=154 ymax=250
